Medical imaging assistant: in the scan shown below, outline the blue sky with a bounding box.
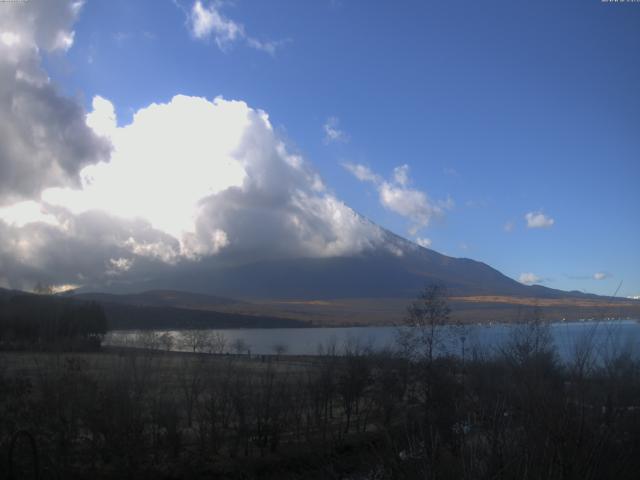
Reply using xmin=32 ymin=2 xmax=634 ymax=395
xmin=4 ymin=0 xmax=640 ymax=296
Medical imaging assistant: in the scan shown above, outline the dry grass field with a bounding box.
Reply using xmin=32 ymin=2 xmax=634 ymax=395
xmin=209 ymin=296 xmax=640 ymax=326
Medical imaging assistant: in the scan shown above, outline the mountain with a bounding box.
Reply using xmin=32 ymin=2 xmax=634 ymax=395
xmin=5 ymin=231 xmax=639 ymax=327
xmin=112 ymin=232 xmax=597 ymax=301
xmin=73 ymin=231 xmax=639 ymax=325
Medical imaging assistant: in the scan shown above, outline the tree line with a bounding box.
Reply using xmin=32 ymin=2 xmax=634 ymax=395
xmin=0 ymin=294 xmax=107 ymax=350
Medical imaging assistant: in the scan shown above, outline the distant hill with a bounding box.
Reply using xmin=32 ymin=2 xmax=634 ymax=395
xmin=0 ymin=288 xmax=307 ymax=331
xmin=98 ymin=302 xmax=306 ymax=330
xmin=74 ymin=290 xmax=242 ymax=310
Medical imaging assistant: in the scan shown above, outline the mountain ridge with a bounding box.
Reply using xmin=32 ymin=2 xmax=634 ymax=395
xmin=97 ymin=235 xmax=605 ymax=301
xmin=3 ymin=230 xmax=636 ymax=326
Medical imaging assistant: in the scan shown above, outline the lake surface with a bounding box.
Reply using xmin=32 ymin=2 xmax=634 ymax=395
xmin=104 ymin=319 xmax=640 ymax=362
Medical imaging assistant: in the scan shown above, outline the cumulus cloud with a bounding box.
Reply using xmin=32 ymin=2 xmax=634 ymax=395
xmin=344 ymin=162 xmax=452 ymax=235
xmin=0 ymin=94 xmax=388 ymax=290
xmin=379 ymin=183 xmax=451 ymax=235
xmin=593 ymin=272 xmax=610 ymax=281
xmin=187 ymin=1 xmax=286 ymax=54
xmin=45 ymin=95 xmax=249 ymax=242
xmin=0 ymin=1 xmax=395 ymax=292
xmin=519 ymin=272 xmax=541 ymax=285
xmin=525 ymin=211 xmax=555 ymax=229
xmin=0 ymin=0 xmax=83 ymax=53
xmin=0 ymin=206 xmax=183 ymax=291
xmin=323 ymin=116 xmax=348 ymax=144
xmin=0 ymin=0 xmax=111 ymax=205
xmin=0 ymin=200 xmax=60 ymax=228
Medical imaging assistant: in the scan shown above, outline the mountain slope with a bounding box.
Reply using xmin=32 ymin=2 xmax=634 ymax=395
xmin=118 ymin=232 xmax=597 ymax=301
xmin=7 ymin=228 xmax=636 ymax=326
xmin=74 ymin=290 xmax=241 ymax=310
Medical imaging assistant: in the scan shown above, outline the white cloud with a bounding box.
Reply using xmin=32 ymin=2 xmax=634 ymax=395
xmin=0 ymin=2 xmax=396 ymax=291
xmin=0 ymin=0 xmax=110 ymax=205
xmin=525 ymin=211 xmax=555 ymax=229
xmin=1 ymin=32 xmax=21 ymax=47
xmin=415 ymin=237 xmax=432 ymax=248
xmin=519 ymin=272 xmax=541 ymax=285
xmin=0 ymin=210 xmax=182 ymax=291
xmin=342 ymin=163 xmax=380 ymax=183
xmin=106 ymin=257 xmax=133 ymax=276
xmin=323 ymin=116 xmax=348 ymax=143
xmin=344 ymin=162 xmax=452 ymax=235
xmin=0 ymin=200 xmax=60 ymax=228
xmin=393 ymin=164 xmax=409 ymax=186
xmin=50 ymin=284 xmax=80 ymax=294
xmin=378 ymin=183 xmax=445 ymax=235
xmin=86 ymin=95 xmax=117 ymax=138
xmin=53 ymin=29 xmax=75 ymax=51
xmin=246 ymin=37 xmax=289 ymax=55
xmin=45 ymin=95 xmax=249 ymax=241
xmin=0 ymin=0 xmax=83 ymax=53
xmin=190 ymin=0 xmax=243 ymax=46
xmin=187 ymin=1 xmax=285 ymax=54
xmin=0 ymin=94 xmax=388 ymax=290
xmin=593 ymin=272 xmax=609 ymax=280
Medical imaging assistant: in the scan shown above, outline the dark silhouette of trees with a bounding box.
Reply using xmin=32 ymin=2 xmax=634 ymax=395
xmin=0 ymin=295 xmax=107 ymax=350
xmin=397 ymin=283 xmax=452 ymax=363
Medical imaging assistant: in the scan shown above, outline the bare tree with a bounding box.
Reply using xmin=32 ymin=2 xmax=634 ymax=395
xmin=208 ymin=331 xmax=227 ymax=354
xmin=159 ymin=332 xmax=174 ymax=351
xmin=272 ymin=342 xmax=288 ymax=360
xmin=397 ymin=284 xmax=452 ymax=363
xmin=502 ymin=307 xmax=555 ymax=367
xmin=177 ymin=356 xmax=207 ymax=427
xmin=232 ymin=338 xmax=249 ymax=356
xmin=179 ymin=330 xmax=210 ymax=353
xmin=136 ymin=331 xmax=161 ymax=350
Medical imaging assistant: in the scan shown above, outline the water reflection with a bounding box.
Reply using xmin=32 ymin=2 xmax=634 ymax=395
xmin=104 ymin=320 xmax=640 ymax=362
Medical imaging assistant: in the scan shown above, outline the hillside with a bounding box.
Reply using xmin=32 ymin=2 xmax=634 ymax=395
xmin=0 ymin=289 xmax=307 ymax=330
xmin=101 ymin=231 xmax=605 ymax=301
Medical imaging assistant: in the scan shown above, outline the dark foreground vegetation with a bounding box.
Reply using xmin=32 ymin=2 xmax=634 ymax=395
xmin=1 ymin=287 xmax=639 ymax=479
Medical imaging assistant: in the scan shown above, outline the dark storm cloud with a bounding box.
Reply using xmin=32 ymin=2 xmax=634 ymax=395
xmin=0 ymin=0 xmax=111 ymax=205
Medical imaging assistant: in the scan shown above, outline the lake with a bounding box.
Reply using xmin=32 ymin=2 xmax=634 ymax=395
xmin=104 ymin=319 xmax=640 ymax=362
